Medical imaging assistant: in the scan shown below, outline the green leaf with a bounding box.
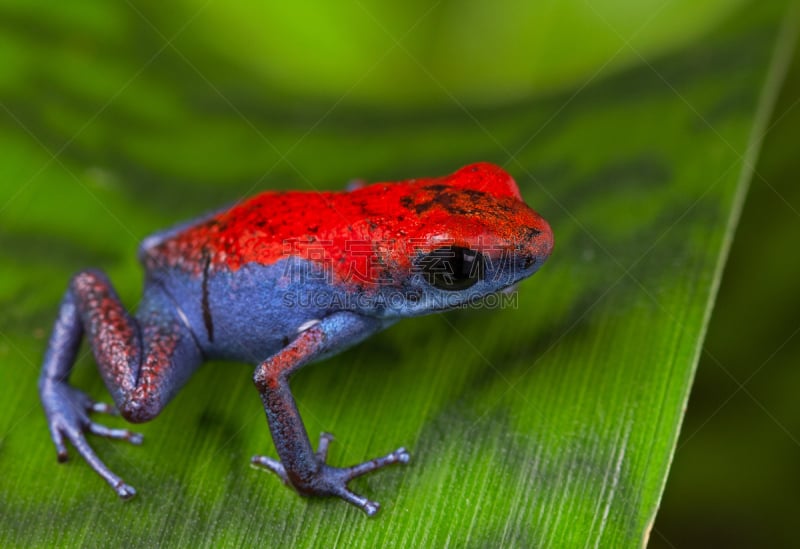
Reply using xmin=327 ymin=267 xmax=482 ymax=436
xmin=653 ymin=27 xmax=800 ymax=548
xmin=0 ymin=1 xmax=795 ymax=547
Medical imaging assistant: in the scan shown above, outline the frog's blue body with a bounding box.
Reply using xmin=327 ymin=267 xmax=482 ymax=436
xmin=39 ymin=163 xmax=553 ymax=515
xmin=150 ymin=261 xmax=341 ymax=362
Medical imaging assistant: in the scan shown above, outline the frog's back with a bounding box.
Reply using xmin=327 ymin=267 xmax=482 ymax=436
xmin=138 ymin=185 xmax=410 ymax=275
xmin=140 ymin=191 xmax=323 ymax=272
xmin=140 ymin=163 xmax=526 ymax=276
xmin=137 ymin=205 xmax=227 ymax=268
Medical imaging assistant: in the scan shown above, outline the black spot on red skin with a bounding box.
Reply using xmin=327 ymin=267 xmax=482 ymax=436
xmin=414 ymin=192 xmax=472 ymax=216
xmin=461 ymin=189 xmax=485 ymax=200
xmin=524 ymin=227 xmax=541 ymax=239
xmin=413 ymin=201 xmax=432 ymax=215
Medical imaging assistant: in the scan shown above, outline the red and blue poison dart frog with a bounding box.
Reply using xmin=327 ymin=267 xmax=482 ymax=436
xmin=39 ymin=163 xmax=553 ymax=516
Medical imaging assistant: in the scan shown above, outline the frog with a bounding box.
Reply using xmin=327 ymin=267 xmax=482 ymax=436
xmin=39 ymin=162 xmax=554 ymax=516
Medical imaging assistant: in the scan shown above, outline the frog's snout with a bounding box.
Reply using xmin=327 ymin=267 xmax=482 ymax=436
xmin=520 ymin=212 xmax=554 ymax=271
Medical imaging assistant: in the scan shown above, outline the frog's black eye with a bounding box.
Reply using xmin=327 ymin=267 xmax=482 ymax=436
xmin=419 ymin=246 xmax=484 ymax=291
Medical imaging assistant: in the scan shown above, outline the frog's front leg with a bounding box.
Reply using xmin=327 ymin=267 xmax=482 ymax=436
xmin=251 ymin=312 xmax=410 ymax=516
xmin=39 ymin=270 xmax=201 ymax=498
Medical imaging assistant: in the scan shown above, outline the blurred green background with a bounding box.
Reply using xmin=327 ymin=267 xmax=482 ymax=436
xmin=651 ymin=30 xmax=800 ymax=549
xmin=0 ymin=1 xmax=798 ymax=547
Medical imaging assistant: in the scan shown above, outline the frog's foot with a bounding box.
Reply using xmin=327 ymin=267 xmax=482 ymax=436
xmin=40 ymin=381 xmax=142 ymax=500
xmin=251 ymin=432 xmax=410 ymax=516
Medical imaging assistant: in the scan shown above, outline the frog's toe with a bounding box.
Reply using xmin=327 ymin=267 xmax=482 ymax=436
xmin=114 ymin=481 xmax=137 ymax=500
xmin=251 ymin=454 xmax=289 ymax=485
xmin=88 ymin=422 xmax=144 ymax=445
xmin=333 ymin=485 xmax=380 ymax=517
xmin=89 ymin=401 xmax=119 ymax=415
xmin=340 ymin=446 xmax=410 ymax=481
xmin=57 ymin=420 xmax=138 ymax=499
xmin=315 ymin=432 xmax=334 ymax=461
xmin=50 ymin=429 xmax=69 ymax=462
xmin=84 ymin=397 xmax=142 ymax=444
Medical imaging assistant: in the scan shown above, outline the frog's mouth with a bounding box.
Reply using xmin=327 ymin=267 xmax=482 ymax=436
xmin=418 ymin=280 xmax=521 ymax=313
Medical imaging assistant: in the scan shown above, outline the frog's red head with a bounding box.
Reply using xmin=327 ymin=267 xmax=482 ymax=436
xmin=360 ymin=162 xmax=554 ymax=314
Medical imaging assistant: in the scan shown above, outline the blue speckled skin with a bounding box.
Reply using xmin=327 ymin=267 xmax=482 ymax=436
xmin=39 ymin=164 xmax=553 ymax=516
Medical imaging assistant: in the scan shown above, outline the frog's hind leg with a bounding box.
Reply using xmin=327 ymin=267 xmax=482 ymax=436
xmin=39 ymin=269 xmax=202 ymax=498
